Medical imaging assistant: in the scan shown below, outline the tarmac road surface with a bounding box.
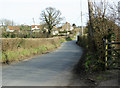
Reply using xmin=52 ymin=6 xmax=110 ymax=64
xmin=2 ymin=40 xmax=82 ymax=86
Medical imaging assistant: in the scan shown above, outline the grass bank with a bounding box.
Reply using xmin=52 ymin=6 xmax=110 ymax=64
xmin=73 ymin=35 xmax=119 ymax=86
xmin=1 ymin=37 xmax=69 ymax=64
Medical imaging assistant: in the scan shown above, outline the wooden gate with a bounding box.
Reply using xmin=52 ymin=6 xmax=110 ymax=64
xmin=103 ymin=38 xmax=120 ymax=70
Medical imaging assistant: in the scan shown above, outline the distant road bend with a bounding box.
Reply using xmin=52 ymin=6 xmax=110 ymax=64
xmin=2 ymin=40 xmax=83 ymax=86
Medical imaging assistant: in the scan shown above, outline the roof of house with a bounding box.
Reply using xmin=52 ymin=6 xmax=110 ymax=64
xmin=31 ymin=25 xmax=40 ymax=28
xmin=62 ymin=22 xmax=71 ymax=30
xmin=8 ymin=26 xmax=20 ymax=30
xmin=31 ymin=25 xmax=46 ymax=30
xmin=66 ymin=22 xmax=70 ymax=25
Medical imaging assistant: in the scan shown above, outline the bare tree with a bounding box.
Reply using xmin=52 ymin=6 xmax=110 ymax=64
xmin=0 ymin=18 xmax=14 ymax=26
xmin=107 ymin=2 xmax=120 ymax=25
xmin=40 ymin=7 xmax=63 ymax=34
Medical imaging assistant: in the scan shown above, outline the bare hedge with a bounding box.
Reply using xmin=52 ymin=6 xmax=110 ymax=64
xmin=2 ymin=37 xmax=63 ymax=52
xmin=1 ymin=37 xmax=66 ymax=64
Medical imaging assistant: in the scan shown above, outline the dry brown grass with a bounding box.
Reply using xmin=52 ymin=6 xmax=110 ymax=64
xmin=1 ymin=37 xmax=66 ymax=64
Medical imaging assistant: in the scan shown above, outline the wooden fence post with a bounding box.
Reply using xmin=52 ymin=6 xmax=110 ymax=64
xmin=105 ymin=39 xmax=108 ymax=69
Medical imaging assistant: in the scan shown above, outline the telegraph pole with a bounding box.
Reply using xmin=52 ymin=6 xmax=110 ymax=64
xmin=81 ymin=12 xmax=84 ymax=36
xmin=32 ymin=18 xmax=35 ymax=25
xmin=118 ymin=1 xmax=120 ymax=26
xmin=12 ymin=20 xmax=13 ymax=26
xmin=67 ymin=22 xmax=68 ymax=36
xmin=88 ymin=0 xmax=93 ymax=37
xmin=81 ymin=0 xmax=84 ymax=36
xmin=117 ymin=1 xmax=120 ymax=46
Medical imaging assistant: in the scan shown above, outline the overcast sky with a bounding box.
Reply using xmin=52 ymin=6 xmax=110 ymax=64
xmin=0 ymin=0 xmax=119 ymax=26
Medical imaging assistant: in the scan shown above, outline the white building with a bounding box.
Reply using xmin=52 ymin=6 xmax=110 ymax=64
xmin=52 ymin=26 xmax=59 ymax=35
xmin=31 ymin=25 xmax=40 ymax=32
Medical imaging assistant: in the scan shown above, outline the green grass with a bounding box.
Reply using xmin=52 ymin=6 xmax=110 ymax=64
xmin=59 ymin=37 xmax=75 ymax=43
xmin=2 ymin=44 xmax=57 ymax=64
xmin=66 ymin=38 xmax=72 ymax=41
xmin=59 ymin=38 xmax=66 ymax=43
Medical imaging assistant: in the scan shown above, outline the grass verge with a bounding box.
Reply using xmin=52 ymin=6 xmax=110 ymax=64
xmin=73 ymin=35 xmax=119 ymax=86
xmin=2 ymin=44 xmax=56 ymax=64
xmin=1 ymin=37 xmax=73 ymax=64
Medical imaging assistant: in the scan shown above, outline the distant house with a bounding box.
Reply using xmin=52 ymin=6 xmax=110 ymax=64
xmin=52 ymin=26 xmax=59 ymax=35
xmin=6 ymin=26 xmax=20 ymax=32
xmin=61 ymin=22 xmax=73 ymax=32
xmin=31 ymin=25 xmax=40 ymax=32
xmin=70 ymin=26 xmax=74 ymax=31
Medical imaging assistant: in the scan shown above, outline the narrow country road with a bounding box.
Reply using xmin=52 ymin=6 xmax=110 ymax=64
xmin=2 ymin=40 xmax=82 ymax=86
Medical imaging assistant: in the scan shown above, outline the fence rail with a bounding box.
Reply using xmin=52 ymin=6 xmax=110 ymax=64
xmin=106 ymin=42 xmax=120 ymax=44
